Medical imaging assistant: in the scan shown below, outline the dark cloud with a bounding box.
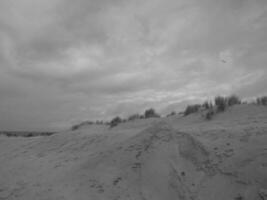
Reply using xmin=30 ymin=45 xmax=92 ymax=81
xmin=0 ymin=0 xmax=266 ymax=130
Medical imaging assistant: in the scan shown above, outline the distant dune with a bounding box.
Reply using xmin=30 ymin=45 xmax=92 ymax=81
xmin=0 ymin=104 xmax=266 ymax=200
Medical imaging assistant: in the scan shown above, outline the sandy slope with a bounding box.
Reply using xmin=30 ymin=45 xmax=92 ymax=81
xmin=0 ymin=104 xmax=267 ymax=200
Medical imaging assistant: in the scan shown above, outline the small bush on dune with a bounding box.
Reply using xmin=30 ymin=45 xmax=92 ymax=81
xmin=215 ymin=95 xmax=241 ymax=112
xmin=184 ymin=104 xmax=201 ymax=116
xmin=110 ymin=116 xmax=122 ymax=128
xmin=261 ymin=96 xmax=267 ymax=105
xmin=95 ymin=120 xmax=104 ymax=125
xmin=256 ymin=96 xmax=267 ymax=105
xmin=128 ymin=114 xmax=141 ymax=121
xmin=71 ymin=121 xmax=95 ymax=130
xmin=71 ymin=125 xmax=79 ymax=131
xmin=205 ymin=109 xmax=215 ymax=120
xmin=202 ymin=101 xmax=210 ymax=110
xmin=144 ymin=108 xmax=160 ymax=118
xmin=202 ymin=101 xmax=214 ymax=110
xmin=227 ymin=95 xmax=241 ymax=106
xmin=140 ymin=115 xmax=145 ymax=119
xmin=26 ymin=133 xmax=34 ymax=137
xmin=166 ymin=111 xmax=176 ymax=117
xmin=214 ymin=96 xmax=227 ymax=112
xmin=182 ymin=94 xmax=247 ymax=120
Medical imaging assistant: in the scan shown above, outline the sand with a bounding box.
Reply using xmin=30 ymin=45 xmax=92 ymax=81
xmin=0 ymin=104 xmax=266 ymax=200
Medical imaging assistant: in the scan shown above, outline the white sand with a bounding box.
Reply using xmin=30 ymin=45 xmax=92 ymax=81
xmin=0 ymin=104 xmax=266 ymax=200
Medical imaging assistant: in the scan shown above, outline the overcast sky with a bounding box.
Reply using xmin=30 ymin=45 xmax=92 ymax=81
xmin=0 ymin=0 xmax=267 ymax=131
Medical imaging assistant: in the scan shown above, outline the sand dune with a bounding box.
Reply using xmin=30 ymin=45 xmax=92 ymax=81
xmin=0 ymin=104 xmax=267 ymax=200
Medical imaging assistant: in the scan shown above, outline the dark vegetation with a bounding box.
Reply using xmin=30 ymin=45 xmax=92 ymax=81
xmin=0 ymin=131 xmax=55 ymax=137
xmin=228 ymin=95 xmax=242 ymax=106
xmin=184 ymin=104 xmax=201 ymax=116
xmin=144 ymin=108 xmax=160 ymax=118
xmin=214 ymin=96 xmax=228 ymax=112
xmin=214 ymin=95 xmax=241 ymax=112
xmin=71 ymin=120 xmax=109 ymax=130
xmin=109 ymin=108 xmax=160 ymax=128
xmin=71 ymin=121 xmax=95 ymax=130
xmin=205 ymin=109 xmax=215 ymax=120
xmin=71 ymin=108 xmax=161 ymax=130
xmin=110 ymin=116 xmax=122 ymax=128
xmin=70 ymin=95 xmax=267 ymax=130
xmin=182 ymin=95 xmax=267 ymax=120
xmin=183 ymin=95 xmax=242 ymax=120
xmin=127 ymin=114 xmax=141 ymax=121
xmin=256 ymin=96 xmax=267 ymax=105
xmin=166 ymin=111 xmax=176 ymax=117
xmin=202 ymin=101 xmax=213 ymax=110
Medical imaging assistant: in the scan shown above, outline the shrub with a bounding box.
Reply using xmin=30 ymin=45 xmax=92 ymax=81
xmin=202 ymin=101 xmax=210 ymax=110
xmin=95 ymin=120 xmax=104 ymax=125
xmin=214 ymin=95 xmax=241 ymax=112
xmin=205 ymin=109 xmax=215 ymax=120
xmin=214 ymin=96 xmax=227 ymax=112
xmin=71 ymin=125 xmax=79 ymax=131
xmin=26 ymin=133 xmax=34 ymax=137
xmin=262 ymin=96 xmax=267 ymax=105
xmin=144 ymin=108 xmax=160 ymax=118
xmin=110 ymin=116 xmax=122 ymax=128
xmin=184 ymin=104 xmax=201 ymax=116
xmin=71 ymin=121 xmax=94 ymax=130
xmin=227 ymin=95 xmax=241 ymax=106
xmin=166 ymin=111 xmax=176 ymax=117
xmin=128 ymin=114 xmax=141 ymax=121
xmin=105 ymin=121 xmax=111 ymax=126
xmin=256 ymin=96 xmax=267 ymax=105
xmin=257 ymin=98 xmax=261 ymax=105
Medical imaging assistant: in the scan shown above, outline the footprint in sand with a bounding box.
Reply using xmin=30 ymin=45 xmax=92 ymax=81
xmin=113 ymin=177 xmax=122 ymax=186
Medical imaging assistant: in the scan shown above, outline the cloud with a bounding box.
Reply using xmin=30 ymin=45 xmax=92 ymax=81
xmin=0 ymin=0 xmax=266 ymax=130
